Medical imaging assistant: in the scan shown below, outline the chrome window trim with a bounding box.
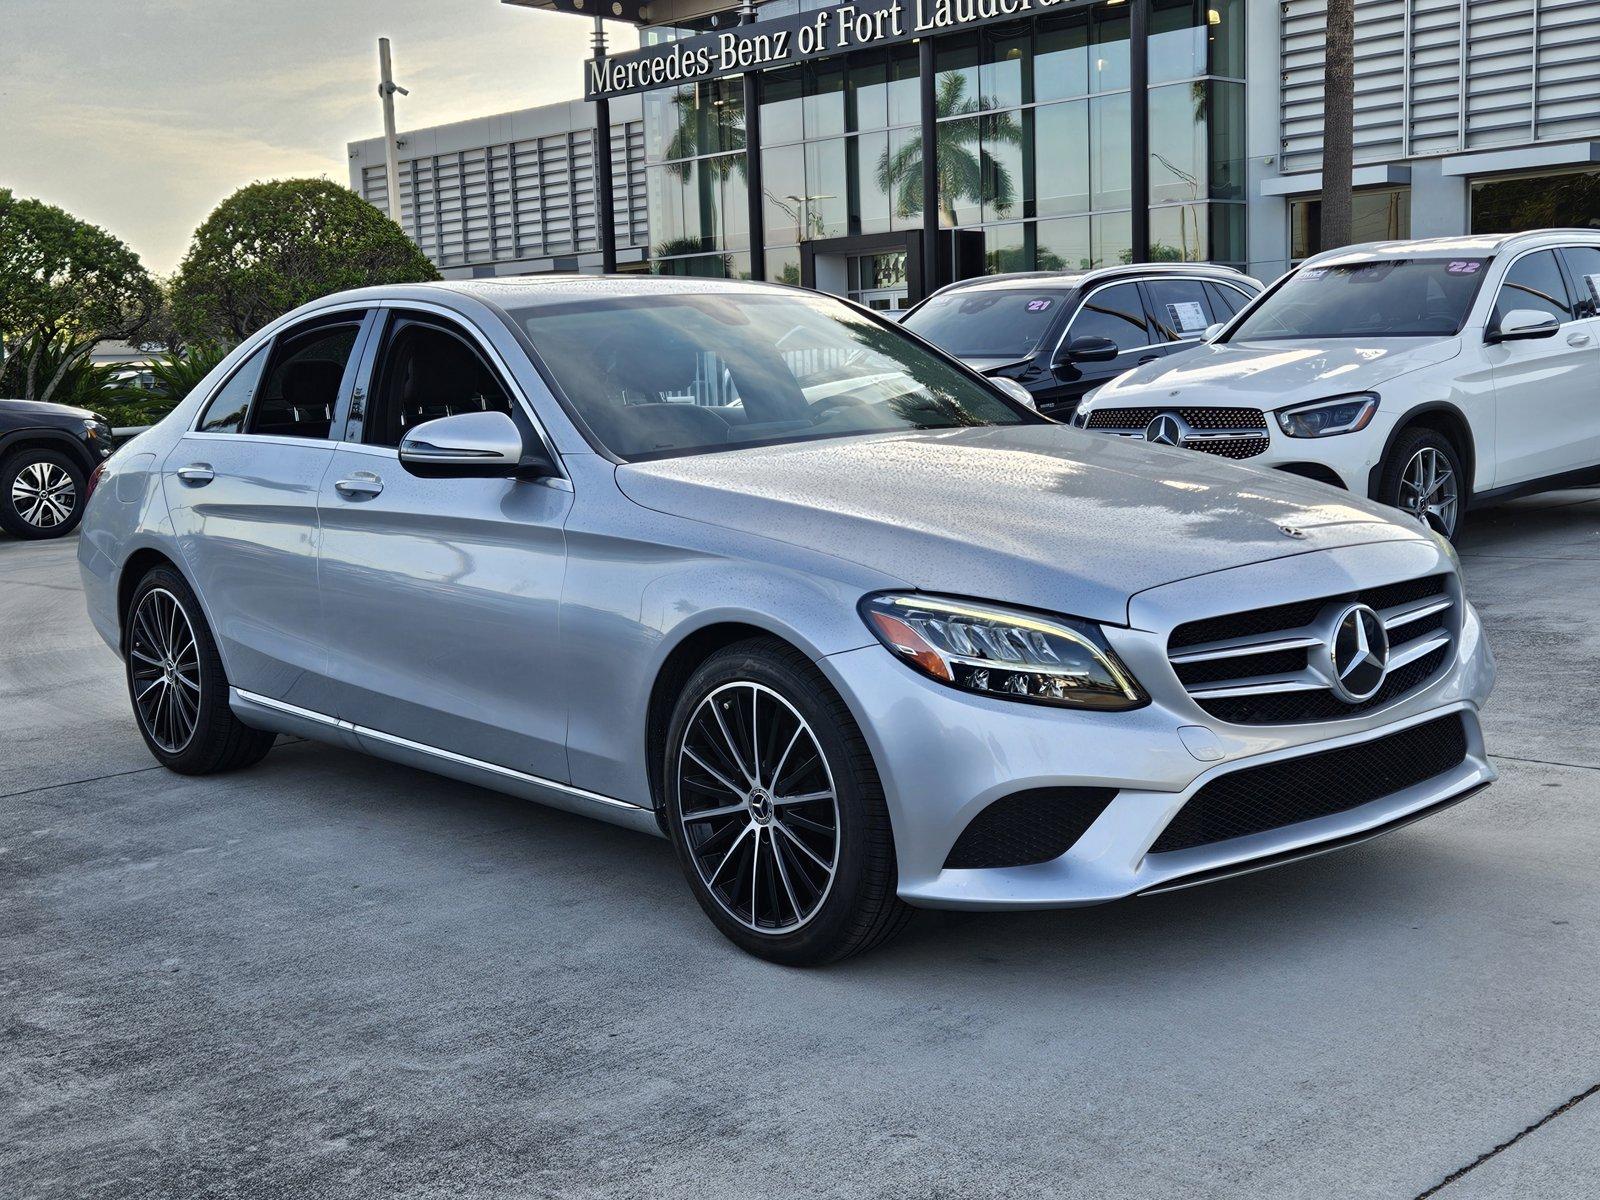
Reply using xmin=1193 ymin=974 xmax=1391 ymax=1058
xmin=1052 ymin=275 xmax=1256 ymax=364
xmin=179 ymin=431 xmax=342 ymax=450
xmin=233 ymin=688 xmax=647 ymax=812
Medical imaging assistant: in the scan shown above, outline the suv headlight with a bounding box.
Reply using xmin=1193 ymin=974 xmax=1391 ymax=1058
xmin=860 ymin=593 xmax=1147 ymax=711
xmin=1275 ymin=393 xmax=1379 ymax=438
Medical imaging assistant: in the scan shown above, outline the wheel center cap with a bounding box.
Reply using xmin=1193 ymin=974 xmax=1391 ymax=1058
xmin=748 ymin=788 xmax=773 ymax=824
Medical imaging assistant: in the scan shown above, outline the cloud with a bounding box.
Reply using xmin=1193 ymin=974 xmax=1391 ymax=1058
xmin=0 ymin=0 xmax=608 ymax=273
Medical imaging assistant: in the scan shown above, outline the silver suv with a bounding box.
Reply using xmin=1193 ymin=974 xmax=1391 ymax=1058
xmin=79 ymin=279 xmax=1496 ymax=963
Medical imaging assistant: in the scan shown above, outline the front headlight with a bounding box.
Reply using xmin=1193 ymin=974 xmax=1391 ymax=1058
xmin=859 ymin=593 xmax=1147 ymax=710
xmin=1275 ymin=393 xmax=1379 ymax=438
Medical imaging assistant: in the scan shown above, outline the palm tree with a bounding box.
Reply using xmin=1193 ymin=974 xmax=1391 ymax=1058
xmin=663 ymin=87 xmax=746 ymax=182
xmin=876 ymin=74 xmax=1023 ymax=227
xmin=1320 ymin=0 xmax=1356 ymax=249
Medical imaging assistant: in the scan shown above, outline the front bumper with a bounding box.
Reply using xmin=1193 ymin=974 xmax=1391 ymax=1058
xmin=1077 ymin=409 xmax=1386 ymax=492
xmin=817 ymin=543 xmax=1495 ymax=910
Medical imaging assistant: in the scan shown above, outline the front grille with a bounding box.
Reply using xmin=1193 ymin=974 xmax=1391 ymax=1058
xmin=1167 ymin=574 xmax=1455 ymax=725
xmin=1193 ymin=435 xmax=1270 ymax=460
xmin=1086 ymin=407 xmax=1268 ymax=431
xmin=1150 ymin=714 xmax=1469 ymax=854
xmin=944 ymin=787 xmax=1117 ymax=870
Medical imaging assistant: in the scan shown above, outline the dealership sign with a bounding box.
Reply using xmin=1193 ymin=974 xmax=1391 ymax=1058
xmin=585 ymin=0 xmax=1092 ymax=99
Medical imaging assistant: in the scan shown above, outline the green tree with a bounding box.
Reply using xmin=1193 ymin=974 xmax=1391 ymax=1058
xmin=170 ymin=179 xmax=439 ymax=342
xmin=876 ymin=75 xmax=1023 ymax=228
xmin=0 ymin=188 xmax=159 ymax=404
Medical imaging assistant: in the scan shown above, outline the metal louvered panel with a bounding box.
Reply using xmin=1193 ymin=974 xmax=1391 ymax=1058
xmin=363 ymin=119 xmax=650 ymax=269
xmin=1280 ymin=0 xmax=1408 ymax=173
xmin=1466 ymin=0 xmax=1537 ymax=147
xmin=1538 ymin=0 xmax=1600 ymax=139
xmin=1280 ymin=2 xmax=1600 ymax=171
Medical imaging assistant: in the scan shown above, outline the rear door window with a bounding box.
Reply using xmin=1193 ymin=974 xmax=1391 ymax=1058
xmin=1559 ymin=246 xmax=1600 ymax=319
xmin=1145 ymin=279 xmax=1217 ymax=342
xmin=248 ymin=320 xmax=363 ymax=439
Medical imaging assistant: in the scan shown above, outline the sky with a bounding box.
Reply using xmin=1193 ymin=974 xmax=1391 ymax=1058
xmin=0 ymin=0 xmax=622 ymax=275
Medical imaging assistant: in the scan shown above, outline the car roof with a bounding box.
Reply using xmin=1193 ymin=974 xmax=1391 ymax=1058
xmin=1303 ymin=228 xmax=1600 ymax=267
xmin=924 ymin=262 xmax=1257 ymax=300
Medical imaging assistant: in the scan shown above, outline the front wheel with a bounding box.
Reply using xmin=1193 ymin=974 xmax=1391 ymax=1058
xmin=1376 ymin=428 xmax=1465 ymax=540
xmin=663 ymin=639 xmax=912 ymax=965
xmin=0 ymin=449 xmax=86 ymax=539
xmin=124 ymin=566 xmax=276 ymax=774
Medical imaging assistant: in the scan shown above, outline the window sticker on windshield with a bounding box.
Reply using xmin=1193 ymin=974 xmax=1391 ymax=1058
xmin=1025 ymin=298 xmax=1053 ymax=312
xmin=1165 ymin=301 xmax=1209 ymax=333
xmin=1447 ymin=261 xmax=1481 ymax=274
xmin=1301 ymin=268 xmax=1326 ymax=280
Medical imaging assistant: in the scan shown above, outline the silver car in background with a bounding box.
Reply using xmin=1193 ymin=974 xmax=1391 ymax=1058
xmin=79 ymin=278 xmax=1496 ymax=964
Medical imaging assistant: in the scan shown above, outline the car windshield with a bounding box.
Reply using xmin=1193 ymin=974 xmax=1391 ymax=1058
xmin=1228 ymin=258 xmax=1489 ymax=340
xmin=508 ymin=290 xmax=1034 ymax=461
xmin=901 ymin=289 xmax=1070 ymax=359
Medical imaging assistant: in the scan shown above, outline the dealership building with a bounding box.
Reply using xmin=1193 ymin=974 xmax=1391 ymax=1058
xmin=348 ymin=0 xmax=1600 ymax=306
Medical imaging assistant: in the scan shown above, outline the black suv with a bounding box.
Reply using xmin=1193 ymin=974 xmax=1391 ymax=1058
xmin=0 ymin=399 xmax=115 ymax=539
xmin=900 ymin=264 xmax=1263 ymax=419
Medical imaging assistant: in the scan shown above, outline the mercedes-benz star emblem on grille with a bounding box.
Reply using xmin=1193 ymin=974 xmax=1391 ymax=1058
xmin=1145 ymin=412 xmax=1186 ymax=447
xmin=1326 ymin=603 xmax=1391 ymax=703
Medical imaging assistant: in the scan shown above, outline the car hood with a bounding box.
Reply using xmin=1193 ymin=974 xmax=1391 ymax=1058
xmin=1089 ymin=337 xmax=1462 ymax=410
xmin=0 ymin=397 xmax=100 ymax=422
xmin=614 ymin=426 xmax=1429 ymax=626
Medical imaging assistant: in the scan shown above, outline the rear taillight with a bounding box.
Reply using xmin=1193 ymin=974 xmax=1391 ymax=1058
xmin=85 ymin=461 xmax=108 ymax=503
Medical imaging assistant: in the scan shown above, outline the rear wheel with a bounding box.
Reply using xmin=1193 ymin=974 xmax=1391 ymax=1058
xmin=663 ymin=639 xmax=912 ymax=965
xmin=1376 ymin=428 xmax=1465 ymax=540
xmin=125 ymin=566 xmax=276 ymax=774
xmin=0 ymin=449 xmax=86 ymax=539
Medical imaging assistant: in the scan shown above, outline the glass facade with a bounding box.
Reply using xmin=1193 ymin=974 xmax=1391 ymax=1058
xmin=641 ymin=0 xmax=1248 ymax=288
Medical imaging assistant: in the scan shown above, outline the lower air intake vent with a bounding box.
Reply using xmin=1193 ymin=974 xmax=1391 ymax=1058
xmin=944 ymin=787 xmax=1118 ymax=869
xmin=1149 ymin=714 xmax=1468 ymax=854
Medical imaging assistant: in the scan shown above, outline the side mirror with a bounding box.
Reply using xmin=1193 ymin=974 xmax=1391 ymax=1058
xmin=1204 ymin=322 xmax=1226 ymax=341
xmin=1059 ymin=335 xmax=1119 ymax=365
xmin=1488 ymin=308 xmax=1560 ymax=344
xmin=989 ymin=376 xmax=1037 ymax=411
xmin=399 ymin=410 xmax=555 ymax=480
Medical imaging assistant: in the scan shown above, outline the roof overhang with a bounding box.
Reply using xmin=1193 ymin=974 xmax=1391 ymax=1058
xmin=1440 ymin=140 xmax=1600 ymax=178
xmin=1258 ymin=164 xmax=1412 ymax=197
xmin=502 ymin=0 xmax=655 ymax=27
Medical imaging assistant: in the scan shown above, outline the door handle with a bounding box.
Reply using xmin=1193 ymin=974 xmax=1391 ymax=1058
xmin=1137 ymin=355 xmax=1160 ymax=364
xmin=333 ymin=471 xmax=383 ymax=499
xmin=175 ymin=463 xmax=214 ymax=485
xmin=1568 ymin=332 xmax=1592 ymax=347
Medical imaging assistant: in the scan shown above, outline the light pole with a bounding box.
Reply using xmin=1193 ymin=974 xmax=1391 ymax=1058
xmin=592 ymin=16 xmax=618 ymax=274
xmin=377 ymin=38 xmax=409 ymax=226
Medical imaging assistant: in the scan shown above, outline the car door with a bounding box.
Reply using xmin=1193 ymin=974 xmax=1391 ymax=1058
xmin=1043 ymin=281 xmax=1163 ymax=416
xmin=1557 ymin=244 xmax=1600 ymax=470
xmin=1484 ymin=249 xmax=1593 ymax=486
xmin=315 ymin=306 xmax=572 ymax=782
xmin=162 ymin=309 xmax=372 ymax=712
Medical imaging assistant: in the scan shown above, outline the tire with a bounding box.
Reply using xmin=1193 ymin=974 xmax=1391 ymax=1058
xmin=0 ymin=448 xmax=87 ymax=539
xmin=1375 ymin=427 xmax=1466 ymax=541
xmin=124 ymin=565 xmax=276 ymax=774
xmin=663 ymin=638 xmax=912 ymax=965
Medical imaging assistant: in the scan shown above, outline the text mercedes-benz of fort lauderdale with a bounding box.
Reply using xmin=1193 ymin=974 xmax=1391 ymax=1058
xmin=79 ymin=278 xmax=1495 ymax=963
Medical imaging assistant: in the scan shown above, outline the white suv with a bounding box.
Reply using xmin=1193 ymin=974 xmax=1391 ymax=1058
xmin=1072 ymin=230 xmax=1600 ymax=537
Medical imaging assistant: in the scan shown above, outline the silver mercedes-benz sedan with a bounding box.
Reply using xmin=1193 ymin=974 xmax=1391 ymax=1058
xmin=78 ymin=278 xmax=1496 ymax=964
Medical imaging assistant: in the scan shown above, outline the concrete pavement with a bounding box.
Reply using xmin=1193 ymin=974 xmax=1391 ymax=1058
xmin=3 ymin=493 xmax=1599 ymax=1198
